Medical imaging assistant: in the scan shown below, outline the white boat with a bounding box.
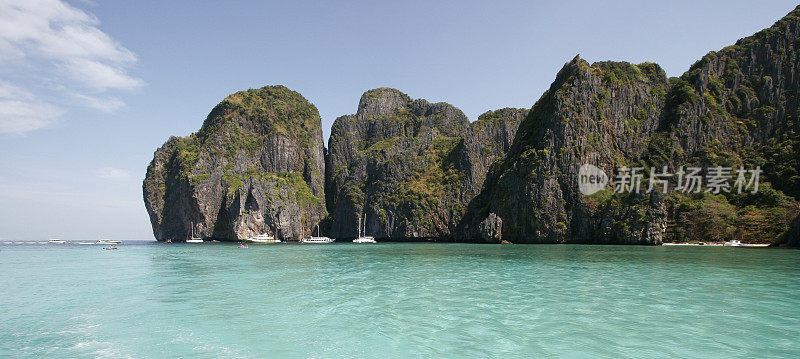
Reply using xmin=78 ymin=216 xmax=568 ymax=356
xmin=724 ymin=240 xmax=742 ymax=247
xmin=301 ymin=225 xmax=334 ymax=244
xmin=301 ymin=236 xmax=335 ymax=244
xmin=246 ymin=233 xmax=281 ymax=243
xmin=186 ymin=222 xmax=204 ymax=243
xmin=353 ymin=213 xmax=376 ymax=243
xmin=48 ymin=239 xmax=66 ymax=244
xmin=353 ymin=236 xmax=376 ymax=243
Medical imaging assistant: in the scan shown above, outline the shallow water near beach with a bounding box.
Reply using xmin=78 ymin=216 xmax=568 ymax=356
xmin=1 ymin=242 xmax=799 ymax=358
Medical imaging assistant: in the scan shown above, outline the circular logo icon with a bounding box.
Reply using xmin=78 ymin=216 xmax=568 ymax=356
xmin=578 ymin=164 xmax=608 ymax=195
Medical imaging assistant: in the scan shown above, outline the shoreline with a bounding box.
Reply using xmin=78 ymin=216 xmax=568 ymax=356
xmin=2 ymin=240 xmax=777 ymax=247
xmin=662 ymin=242 xmax=772 ymax=247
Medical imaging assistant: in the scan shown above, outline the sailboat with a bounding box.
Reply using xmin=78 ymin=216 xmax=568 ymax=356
xmin=353 ymin=213 xmax=376 ymax=243
xmin=301 ymin=224 xmax=334 ymax=244
xmin=186 ymin=222 xmax=203 ymax=243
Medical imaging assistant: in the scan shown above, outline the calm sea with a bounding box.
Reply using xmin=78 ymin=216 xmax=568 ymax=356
xmin=1 ymin=242 xmax=798 ymax=358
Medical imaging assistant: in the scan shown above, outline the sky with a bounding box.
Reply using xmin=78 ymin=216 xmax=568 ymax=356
xmin=0 ymin=0 xmax=798 ymax=241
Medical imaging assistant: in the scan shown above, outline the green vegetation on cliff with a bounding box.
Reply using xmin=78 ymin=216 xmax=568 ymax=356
xmin=393 ymin=136 xmax=465 ymax=211
xmin=593 ymin=61 xmax=663 ymax=86
xmin=667 ymin=185 xmax=797 ymax=243
xmin=201 ymin=85 xmax=321 ymax=147
xmin=473 ymin=108 xmax=525 ymax=131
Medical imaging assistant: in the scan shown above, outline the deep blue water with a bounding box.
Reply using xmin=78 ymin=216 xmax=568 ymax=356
xmin=1 ymin=241 xmax=799 ymax=358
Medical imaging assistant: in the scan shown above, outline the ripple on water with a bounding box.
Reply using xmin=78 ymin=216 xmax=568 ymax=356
xmin=0 ymin=243 xmax=798 ymax=357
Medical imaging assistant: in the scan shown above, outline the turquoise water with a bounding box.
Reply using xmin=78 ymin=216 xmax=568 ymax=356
xmin=1 ymin=242 xmax=799 ymax=358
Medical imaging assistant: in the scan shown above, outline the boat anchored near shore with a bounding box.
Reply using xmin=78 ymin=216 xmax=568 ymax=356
xmin=186 ymin=222 xmax=203 ymax=243
xmin=245 ymin=233 xmax=281 ymax=243
xmin=301 ymin=236 xmax=335 ymax=244
xmin=301 ymin=225 xmax=334 ymax=244
xmin=353 ymin=213 xmax=376 ymax=243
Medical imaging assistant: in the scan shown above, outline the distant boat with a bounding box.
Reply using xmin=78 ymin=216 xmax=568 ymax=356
xmin=186 ymin=222 xmax=204 ymax=243
xmin=301 ymin=225 xmax=334 ymax=244
xmin=245 ymin=233 xmax=280 ymax=243
xmin=724 ymin=240 xmax=743 ymax=247
xmin=238 ymin=242 xmax=249 ymax=249
xmin=48 ymin=239 xmax=66 ymax=244
xmin=96 ymin=239 xmax=121 ymax=244
xmin=76 ymin=242 xmax=96 ymax=245
xmin=103 ymin=245 xmax=118 ymax=250
xmin=353 ymin=213 xmax=376 ymax=243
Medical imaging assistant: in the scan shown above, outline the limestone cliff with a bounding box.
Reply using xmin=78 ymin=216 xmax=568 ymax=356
xmin=459 ymin=6 xmax=800 ymax=244
xmin=325 ymin=88 xmax=525 ymax=240
xmin=458 ymin=58 xmax=671 ymax=243
xmin=143 ymin=86 xmax=326 ymax=241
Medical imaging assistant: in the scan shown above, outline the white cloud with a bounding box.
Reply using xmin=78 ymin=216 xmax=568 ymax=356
xmin=96 ymin=167 xmax=132 ymax=180
xmin=0 ymin=0 xmax=143 ymax=134
xmin=0 ymin=80 xmax=33 ymax=100
xmin=62 ymin=58 xmax=144 ymax=90
xmin=73 ymin=93 xmax=125 ymax=112
xmin=0 ymin=81 xmax=62 ymax=133
xmin=0 ymin=0 xmax=137 ymax=64
xmin=0 ymin=101 xmax=59 ymax=133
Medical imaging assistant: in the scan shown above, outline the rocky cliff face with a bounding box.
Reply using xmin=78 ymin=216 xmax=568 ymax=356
xmin=458 ymin=58 xmax=671 ymax=243
xmin=648 ymin=6 xmax=800 ymax=243
xmin=786 ymin=214 xmax=800 ymax=247
xmin=654 ymin=6 xmax=800 ymax=189
xmin=456 ymin=108 xmax=529 ymax=197
xmin=325 ymin=88 xmax=525 ymax=240
xmin=459 ymin=6 xmax=800 ymax=244
xmin=143 ymin=86 xmax=326 ymax=241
